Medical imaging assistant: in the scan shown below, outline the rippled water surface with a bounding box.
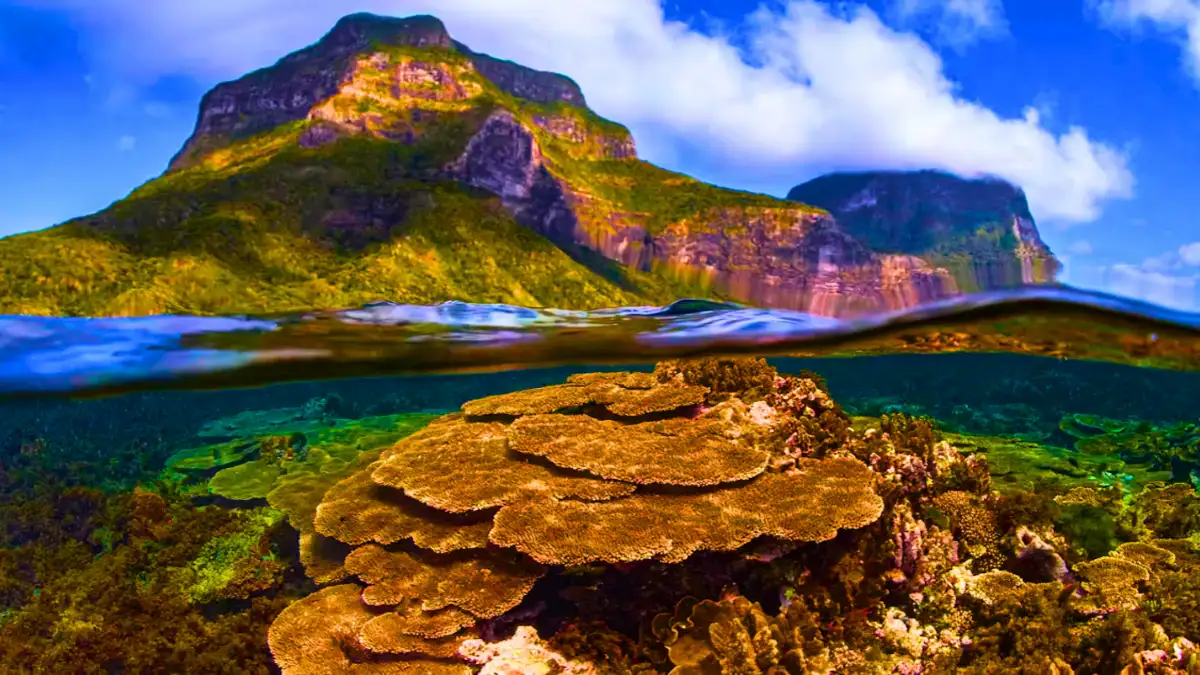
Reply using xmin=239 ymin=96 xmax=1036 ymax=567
xmin=2 ymin=286 xmax=1200 ymax=673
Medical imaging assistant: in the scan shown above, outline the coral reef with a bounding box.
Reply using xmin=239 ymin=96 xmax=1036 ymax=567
xmin=10 ymin=357 xmax=1200 ymax=673
xmin=274 ymin=359 xmax=889 ymax=672
xmin=0 ymin=485 xmax=297 ymax=672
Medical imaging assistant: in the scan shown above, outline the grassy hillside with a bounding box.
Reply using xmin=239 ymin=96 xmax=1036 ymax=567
xmin=0 ymin=132 xmax=707 ymax=316
xmin=0 ymin=37 xmax=822 ymax=317
xmin=0 ymin=50 xmax=735 ymax=316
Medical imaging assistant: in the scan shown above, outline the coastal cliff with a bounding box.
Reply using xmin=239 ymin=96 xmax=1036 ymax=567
xmin=0 ymin=12 xmax=1057 ymax=317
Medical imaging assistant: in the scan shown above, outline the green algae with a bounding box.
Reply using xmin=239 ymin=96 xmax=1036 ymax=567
xmin=164 ymin=439 xmax=257 ymax=474
xmin=177 ymin=507 xmax=287 ymax=605
xmin=206 ymin=412 xmax=441 ymax=534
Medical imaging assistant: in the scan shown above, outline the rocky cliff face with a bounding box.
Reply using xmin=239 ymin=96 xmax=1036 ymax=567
xmin=169 ymin=13 xmax=590 ymax=170
xmin=786 ymin=170 xmax=1059 ymax=288
xmin=158 ymin=12 xmax=1053 ymax=316
xmin=444 ymin=110 xmax=958 ymax=313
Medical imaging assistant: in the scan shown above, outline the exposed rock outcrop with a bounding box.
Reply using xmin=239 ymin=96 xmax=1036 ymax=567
xmin=787 ymin=170 xmax=1059 ymax=287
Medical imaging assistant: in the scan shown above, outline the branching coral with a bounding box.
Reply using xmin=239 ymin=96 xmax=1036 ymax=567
xmin=653 ymin=357 xmax=777 ymax=403
xmin=931 ymin=491 xmax=1005 ymax=572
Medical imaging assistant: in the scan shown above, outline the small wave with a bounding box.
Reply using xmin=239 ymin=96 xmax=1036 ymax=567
xmin=0 ymin=285 xmax=1198 ymax=398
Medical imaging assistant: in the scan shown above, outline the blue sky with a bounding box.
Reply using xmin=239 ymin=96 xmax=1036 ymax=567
xmin=2 ymin=0 xmax=1200 ymax=308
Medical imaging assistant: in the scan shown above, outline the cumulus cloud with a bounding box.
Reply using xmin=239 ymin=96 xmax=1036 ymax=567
xmin=892 ymin=0 xmax=1008 ymax=46
xmin=17 ymin=0 xmax=1133 ymax=224
xmin=1092 ymin=0 xmax=1200 ymax=80
xmin=1094 ymin=241 xmax=1200 ymax=310
xmin=1179 ymin=240 xmax=1200 ymax=265
xmin=1099 ymin=263 xmax=1198 ymax=309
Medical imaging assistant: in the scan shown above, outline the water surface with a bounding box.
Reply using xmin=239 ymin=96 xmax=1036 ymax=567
xmin=2 ymin=286 xmax=1199 ymax=673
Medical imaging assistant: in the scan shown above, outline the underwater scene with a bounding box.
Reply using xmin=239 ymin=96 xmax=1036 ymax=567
xmin=1 ymin=289 xmax=1199 ymax=674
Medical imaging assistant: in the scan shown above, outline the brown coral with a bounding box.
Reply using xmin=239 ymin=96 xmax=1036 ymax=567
xmin=314 ymin=460 xmax=494 ymax=551
xmin=267 ymin=584 xmax=382 ymax=674
xmin=1073 ymin=555 xmax=1151 ymax=614
xmin=650 ymin=594 xmax=834 ymax=674
xmin=462 ymin=384 xmax=596 ymax=417
xmin=932 ymin=490 xmax=1004 ymax=571
xmin=1055 ymin=486 xmax=1106 ymax=507
xmin=566 ymin=371 xmax=656 ymax=389
xmin=371 ymin=419 xmax=635 ymax=513
xmin=963 ymin=570 xmax=1029 ymax=605
xmin=299 ymin=532 xmax=352 ymax=585
xmin=343 ymin=544 xmax=544 ymax=617
xmin=360 ymin=603 xmax=476 ymax=640
xmin=461 ymin=372 xmax=707 ymax=418
xmin=268 ymin=584 xmax=472 ymax=674
xmin=507 ymin=414 xmax=768 ymax=486
xmin=653 ymin=357 xmax=778 ymax=402
xmin=489 ymin=457 xmax=883 ymax=565
xmin=357 ymin=616 xmax=473 ymax=659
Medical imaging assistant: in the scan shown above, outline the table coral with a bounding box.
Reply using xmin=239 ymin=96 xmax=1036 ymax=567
xmin=506 ymin=413 xmax=768 ymax=486
xmin=344 ymin=544 xmax=544 ymax=616
xmin=267 ymin=583 xmax=470 ymax=674
xmin=371 ymin=418 xmax=636 ymax=512
xmin=490 ymin=458 xmax=882 ymax=565
xmin=461 ymin=371 xmax=707 ymax=418
xmin=314 ymin=459 xmax=494 ymax=550
xmin=261 ymin=358 xmax=1200 ymax=675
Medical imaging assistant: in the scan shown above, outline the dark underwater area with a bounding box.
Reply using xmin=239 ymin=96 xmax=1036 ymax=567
xmin=3 ymin=289 xmax=1200 ymax=673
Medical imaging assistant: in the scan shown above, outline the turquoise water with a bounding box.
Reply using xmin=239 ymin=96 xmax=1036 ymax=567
xmin=2 ymin=287 xmax=1200 ymax=673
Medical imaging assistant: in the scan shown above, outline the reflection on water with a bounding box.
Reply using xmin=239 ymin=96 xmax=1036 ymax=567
xmin=1 ymin=289 xmax=1200 ymax=672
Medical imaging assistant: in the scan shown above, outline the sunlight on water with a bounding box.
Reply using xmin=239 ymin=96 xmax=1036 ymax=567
xmin=2 ymin=288 xmax=1200 ymax=672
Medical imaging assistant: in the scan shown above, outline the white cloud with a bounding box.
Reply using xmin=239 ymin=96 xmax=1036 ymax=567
xmin=892 ymin=0 xmax=1008 ymax=46
xmin=1067 ymin=239 xmax=1094 ymax=255
xmin=1093 ymin=241 xmax=1200 ymax=310
xmin=1179 ymin=240 xmax=1200 ymax=264
xmin=17 ymin=0 xmax=1134 ymax=224
xmin=1099 ymin=262 xmax=1197 ymax=309
xmin=116 ymin=135 xmax=137 ymax=151
xmin=1092 ymin=0 xmax=1200 ymax=80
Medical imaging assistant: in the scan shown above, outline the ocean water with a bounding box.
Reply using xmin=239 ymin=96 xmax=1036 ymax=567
xmin=1 ymin=286 xmax=1199 ymax=673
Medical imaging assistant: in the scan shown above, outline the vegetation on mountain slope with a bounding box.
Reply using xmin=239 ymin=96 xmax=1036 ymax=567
xmin=0 ymin=131 xmax=706 ymax=316
xmin=0 ymin=41 xmax=796 ymax=316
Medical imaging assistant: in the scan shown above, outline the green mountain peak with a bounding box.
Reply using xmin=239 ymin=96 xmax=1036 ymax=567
xmin=0 ymin=12 xmax=1055 ymax=318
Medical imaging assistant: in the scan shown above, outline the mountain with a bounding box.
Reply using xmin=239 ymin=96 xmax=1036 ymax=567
xmin=786 ymin=170 xmax=1059 ymax=293
xmin=0 ymin=13 xmax=1057 ymax=318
